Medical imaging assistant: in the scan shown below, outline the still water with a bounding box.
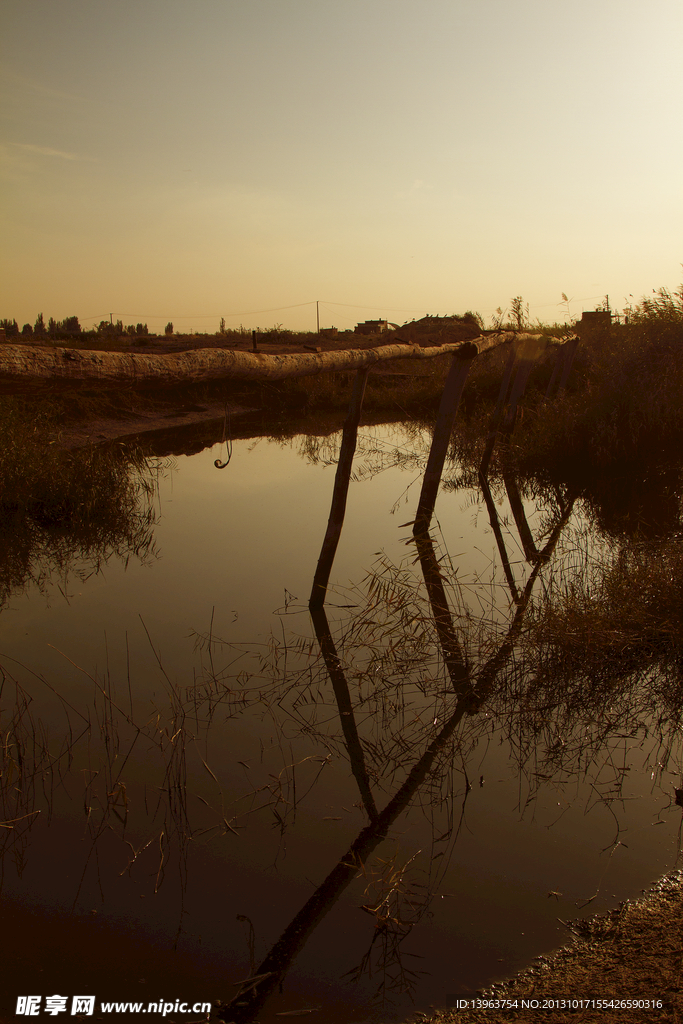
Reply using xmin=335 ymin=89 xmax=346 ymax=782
xmin=1 ymin=421 xmax=680 ymax=1022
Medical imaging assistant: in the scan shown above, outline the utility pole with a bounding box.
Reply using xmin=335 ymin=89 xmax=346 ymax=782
xmin=316 ymin=300 xmax=320 ymax=334
xmin=110 ymin=313 xmax=113 ymax=325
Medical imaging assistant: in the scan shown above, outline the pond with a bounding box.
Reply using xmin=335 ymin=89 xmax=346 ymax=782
xmin=1 ymin=414 xmax=681 ymax=1023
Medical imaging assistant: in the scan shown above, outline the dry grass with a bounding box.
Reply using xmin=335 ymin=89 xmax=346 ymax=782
xmin=0 ymin=395 xmax=162 ymax=608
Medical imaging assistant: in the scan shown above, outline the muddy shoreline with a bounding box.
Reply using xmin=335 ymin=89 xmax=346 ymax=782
xmin=415 ymin=870 xmax=683 ymax=1024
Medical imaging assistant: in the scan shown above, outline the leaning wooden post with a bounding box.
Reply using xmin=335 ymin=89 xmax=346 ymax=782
xmin=413 ymin=344 xmax=478 ymax=530
xmin=309 ymin=368 xmax=370 ymax=607
xmin=556 ymin=335 xmax=580 ymax=393
xmin=480 ymin=343 xmax=519 ymax=475
xmin=544 ymin=344 xmax=565 ymax=401
xmin=544 ymin=335 xmax=579 ymax=401
xmin=480 ymin=335 xmax=549 ymax=475
xmin=500 ymin=353 xmax=536 ymax=434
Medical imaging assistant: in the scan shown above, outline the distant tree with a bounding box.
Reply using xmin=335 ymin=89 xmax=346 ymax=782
xmin=164 ymin=322 xmax=174 ymax=335
xmin=34 ymin=312 xmax=46 ymax=335
xmin=125 ymin=324 xmax=137 ymax=336
xmin=48 ymin=317 xmax=59 ymax=336
xmin=62 ymin=316 xmax=81 ymax=334
xmin=136 ymin=323 xmax=148 ymax=336
xmin=0 ymin=318 xmax=19 ymax=337
xmin=97 ymin=319 xmax=124 ymax=335
xmin=219 ymin=317 xmax=227 ymax=335
xmin=21 ymin=323 xmax=33 ymax=335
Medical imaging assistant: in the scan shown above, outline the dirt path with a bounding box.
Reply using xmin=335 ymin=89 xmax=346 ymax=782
xmin=415 ymin=871 xmax=683 ymax=1024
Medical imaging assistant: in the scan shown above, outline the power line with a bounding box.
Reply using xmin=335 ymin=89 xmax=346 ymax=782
xmin=81 ymin=302 xmax=316 ymax=322
xmin=79 ymin=293 xmax=613 ymax=326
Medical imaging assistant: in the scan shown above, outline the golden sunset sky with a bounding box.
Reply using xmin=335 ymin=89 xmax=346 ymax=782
xmin=2 ymin=0 xmax=682 ymax=333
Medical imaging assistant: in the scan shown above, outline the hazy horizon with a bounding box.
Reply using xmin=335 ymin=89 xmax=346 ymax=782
xmin=2 ymin=0 xmax=682 ymax=333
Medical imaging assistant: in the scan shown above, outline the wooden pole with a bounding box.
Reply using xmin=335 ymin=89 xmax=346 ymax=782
xmin=413 ymin=350 xmax=477 ymax=530
xmin=480 ymin=344 xmax=518 ymax=475
xmin=556 ymin=336 xmax=580 ymax=393
xmin=480 ymin=334 xmax=551 ymax=474
xmin=309 ymin=367 xmax=369 ymax=607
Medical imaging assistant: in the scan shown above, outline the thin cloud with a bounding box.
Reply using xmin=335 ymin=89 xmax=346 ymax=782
xmin=13 ymin=143 xmax=79 ymax=161
xmin=1 ymin=67 xmax=88 ymax=105
xmin=395 ymin=178 xmax=435 ymax=199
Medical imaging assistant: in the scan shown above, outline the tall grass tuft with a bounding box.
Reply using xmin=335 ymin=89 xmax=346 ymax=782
xmin=0 ymin=396 xmax=161 ymax=606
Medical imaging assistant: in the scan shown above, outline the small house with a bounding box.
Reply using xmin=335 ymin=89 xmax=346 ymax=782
xmin=354 ymin=320 xmax=389 ymax=335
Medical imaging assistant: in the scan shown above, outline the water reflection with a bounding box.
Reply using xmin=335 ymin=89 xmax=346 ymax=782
xmin=1 ymin=407 xmax=682 ymax=1021
xmin=0 ymin=441 xmax=164 ymax=610
xmin=219 ymin=364 xmax=580 ymax=1020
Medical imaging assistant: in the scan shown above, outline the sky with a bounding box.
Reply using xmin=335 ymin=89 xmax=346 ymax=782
xmin=1 ymin=0 xmax=682 ymax=334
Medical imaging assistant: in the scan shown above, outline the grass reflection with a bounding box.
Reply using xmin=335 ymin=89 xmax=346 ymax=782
xmin=0 ymin=396 xmax=164 ymax=608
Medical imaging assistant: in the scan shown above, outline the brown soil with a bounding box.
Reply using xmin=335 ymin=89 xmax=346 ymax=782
xmin=34 ymin=330 xmax=465 ymax=449
xmin=53 ymin=396 xmax=260 ymax=449
xmin=414 ymin=871 xmax=683 ymax=1024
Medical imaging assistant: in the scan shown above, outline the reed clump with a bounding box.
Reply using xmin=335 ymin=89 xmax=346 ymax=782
xmin=451 ymin=286 xmax=683 ymax=485
xmin=525 ymin=536 xmax=683 ymax=683
xmin=0 ymin=396 xmax=160 ymax=606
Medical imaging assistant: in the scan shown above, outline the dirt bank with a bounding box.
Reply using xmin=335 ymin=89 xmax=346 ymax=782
xmin=414 ymin=871 xmax=682 ymax=1024
xmin=52 ymin=395 xmax=260 ymax=449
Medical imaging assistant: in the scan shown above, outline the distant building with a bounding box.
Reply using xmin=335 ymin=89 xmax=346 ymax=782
xmin=319 ymin=327 xmax=339 ymax=337
xmin=354 ymin=319 xmax=389 ymax=335
xmin=577 ymin=310 xmax=611 ymax=339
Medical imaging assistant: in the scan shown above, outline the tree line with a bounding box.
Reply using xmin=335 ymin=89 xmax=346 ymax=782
xmin=0 ymin=313 xmax=170 ymax=339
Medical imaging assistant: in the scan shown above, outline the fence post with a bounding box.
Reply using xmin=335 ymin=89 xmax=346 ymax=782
xmin=309 ymin=367 xmax=370 ymax=607
xmin=414 ymin=348 xmax=477 ymax=530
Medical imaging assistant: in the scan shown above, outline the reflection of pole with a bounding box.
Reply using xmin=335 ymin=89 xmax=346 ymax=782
xmin=310 ymin=604 xmax=378 ymax=821
xmin=309 ymin=368 xmax=369 ymax=607
xmin=412 ymin=525 xmax=471 ymax=697
xmin=218 ymin=678 xmax=479 ymax=1023
xmin=219 ymin=493 xmax=575 ymax=1024
xmin=478 ymin=471 xmax=521 ymax=604
xmin=502 ymin=469 xmax=541 ymax=564
xmin=475 ymin=497 xmax=574 ymax=691
xmin=414 ymin=346 xmax=477 ymax=530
